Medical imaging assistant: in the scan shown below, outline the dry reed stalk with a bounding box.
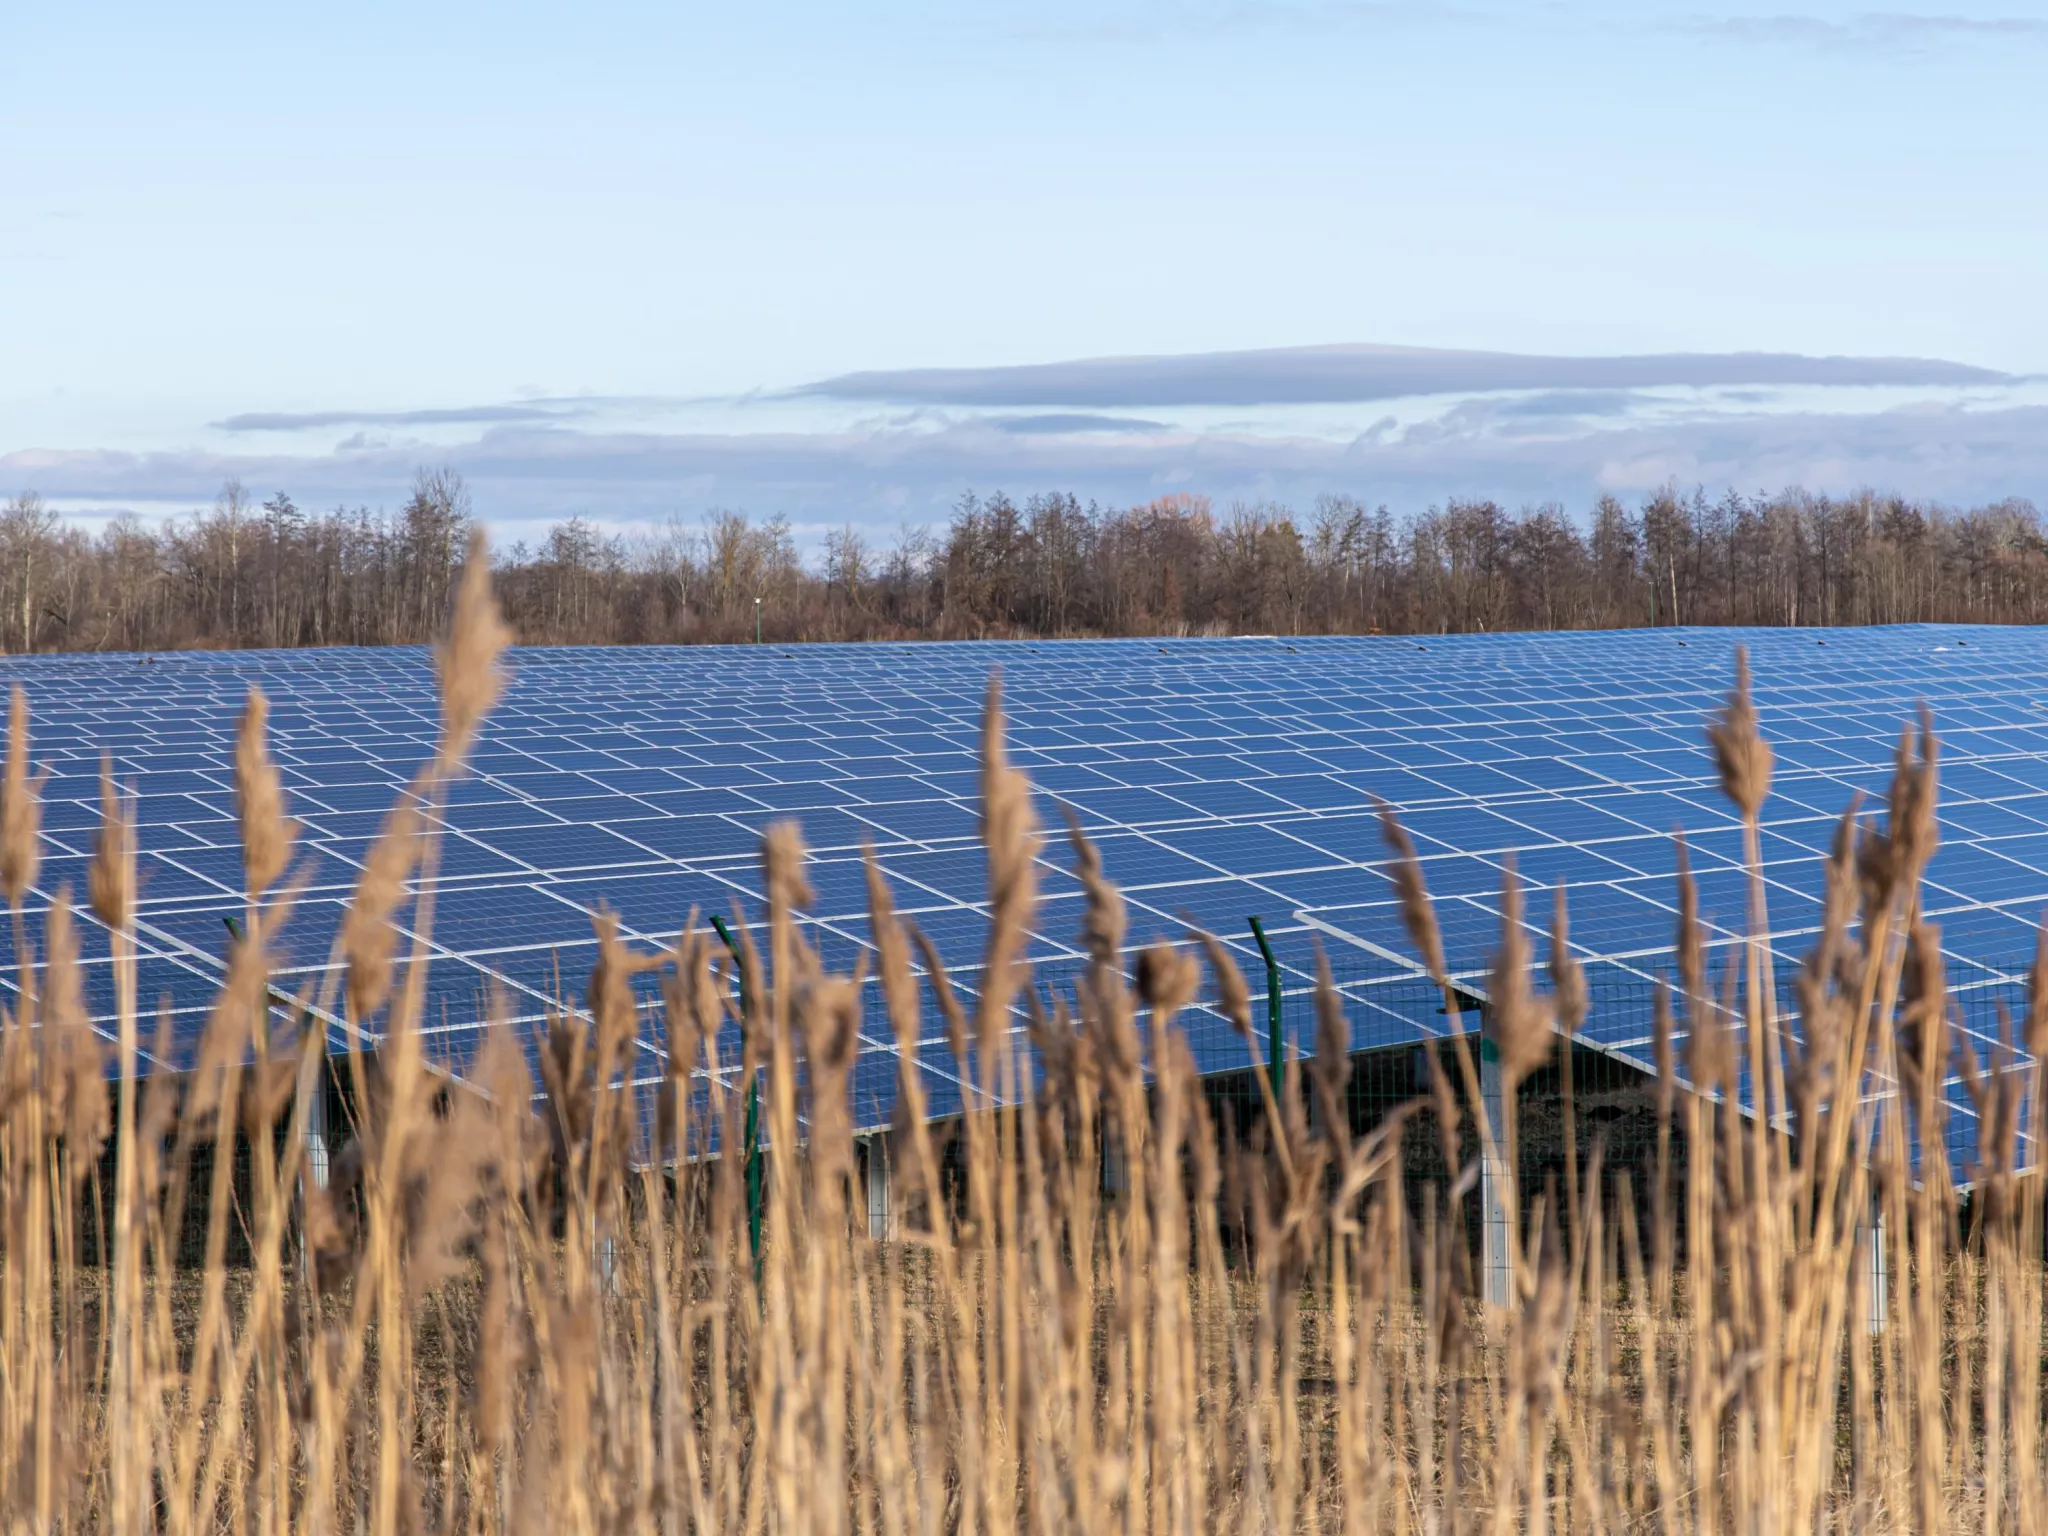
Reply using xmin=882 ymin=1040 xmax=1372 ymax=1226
xmin=0 ymin=680 xmax=46 ymax=1528
xmin=1137 ymin=942 xmax=1200 ymax=1535
xmin=863 ymin=847 xmax=945 ymax=1239
xmin=1486 ymin=860 xmax=1551 ymax=1097
xmin=89 ymin=753 xmax=148 ymax=1532
xmin=756 ymin=820 xmax=812 ymax=1534
xmin=90 ymin=752 xmax=134 ymax=931
xmin=1486 ymin=853 xmax=1552 ymax=1317
xmin=1378 ymin=798 xmax=1496 ymax=1288
xmin=964 ymin=674 xmax=1040 ymax=1535
xmin=1550 ymin=884 xmax=1586 ymax=1253
xmin=1193 ymin=928 xmax=1293 ymax=1161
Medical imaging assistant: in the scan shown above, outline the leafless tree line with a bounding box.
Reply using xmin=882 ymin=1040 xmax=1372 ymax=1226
xmin=3 ymin=471 xmax=2045 ymax=652
xmin=0 ymin=470 xmax=471 ymax=653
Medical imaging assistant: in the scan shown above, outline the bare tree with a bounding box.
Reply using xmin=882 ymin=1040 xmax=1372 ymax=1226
xmin=1 ymin=491 xmax=60 ymax=652
xmin=216 ymin=479 xmax=252 ymax=637
xmin=400 ymin=468 xmax=472 ymax=638
xmin=823 ymin=525 xmax=870 ymax=627
xmin=261 ymin=491 xmax=304 ymax=646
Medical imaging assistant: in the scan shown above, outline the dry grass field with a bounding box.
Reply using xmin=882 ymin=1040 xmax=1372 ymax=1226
xmin=1 ymin=536 xmax=2043 ymax=1532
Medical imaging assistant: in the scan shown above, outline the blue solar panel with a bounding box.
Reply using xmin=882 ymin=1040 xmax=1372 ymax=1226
xmin=6 ymin=624 xmax=2048 ymax=1164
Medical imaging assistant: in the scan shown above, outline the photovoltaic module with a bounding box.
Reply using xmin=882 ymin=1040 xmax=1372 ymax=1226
xmin=2 ymin=627 xmax=2042 ymax=1162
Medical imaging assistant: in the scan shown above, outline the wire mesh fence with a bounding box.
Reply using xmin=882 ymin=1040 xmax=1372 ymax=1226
xmin=98 ymin=932 xmax=2034 ymax=1271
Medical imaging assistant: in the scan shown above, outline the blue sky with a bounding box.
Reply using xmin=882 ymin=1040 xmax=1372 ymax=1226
xmin=4 ymin=1 xmax=2043 ymax=540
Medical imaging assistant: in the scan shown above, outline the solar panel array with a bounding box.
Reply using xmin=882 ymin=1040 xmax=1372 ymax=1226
xmin=3 ymin=627 xmax=2044 ymax=1156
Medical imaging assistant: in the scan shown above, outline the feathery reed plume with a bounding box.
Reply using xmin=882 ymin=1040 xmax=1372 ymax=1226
xmin=1136 ymin=940 xmax=1199 ymax=1028
xmin=1487 ymin=859 xmax=1551 ymax=1093
xmin=1066 ymin=810 xmax=1126 ymax=972
xmin=860 ymin=848 xmax=918 ymax=1052
xmin=88 ymin=755 xmax=133 ymax=930
xmin=0 ymin=685 xmax=39 ymax=906
xmin=659 ymin=924 xmax=720 ymax=1158
xmin=977 ymin=673 xmax=1041 ymax=1030
xmin=234 ymin=686 xmax=297 ymax=899
xmin=1790 ymin=803 xmax=1862 ymax=1145
xmin=763 ymin=818 xmax=816 ymax=918
xmin=587 ymin=910 xmax=646 ymax=1111
xmin=39 ymin=893 xmax=108 ymax=1162
xmin=240 ymin=1030 xmax=303 ymax=1134
xmin=541 ymin=1004 xmax=596 ymax=1174
xmin=913 ymin=925 xmax=973 ymax=1072
xmin=1064 ymin=812 xmax=1143 ymax=1139
xmin=1811 ymin=798 xmax=1865 ymax=992
xmin=796 ymin=968 xmax=862 ymax=1170
xmin=1890 ymin=704 xmax=1942 ymax=882
xmin=760 ymin=823 xmax=812 ymax=1104
xmin=1549 ymin=883 xmax=1587 ymax=1037
xmin=1859 ymin=713 xmax=1940 ymax=921
xmin=398 ymin=1070 xmax=499 ymax=1302
xmin=1195 ymin=929 xmax=1253 ymax=1043
xmin=186 ymin=906 xmax=274 ymax=1135
xmin=299 ymin=1146 xmax=358 ymax=1289
xmin=1308 ymin=945 xmax=1352 ymax=1150
xmin=436 ymin=527 xmax=515 ymax=772
xmin=1675 ymin=833 xmax=1730 ymax=1093
xmin=1707 ymin=644 xmax=1774 ymax=819
xmin=1898 ymin=920 xmax=1949 ymax=1113
xmin=1377 ymin=799 xmax=1446 ymax=985
xmin=473 ymin=1011 xmax=542 ymax=1202
xmin=340 ymin=797 xmax=422 ymax=1022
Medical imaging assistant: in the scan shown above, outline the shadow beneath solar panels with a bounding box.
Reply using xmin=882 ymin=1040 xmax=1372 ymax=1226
xmin=1177 ymin=1032 xmax=1677 ymax=1262
xmin=72 ymin=1051 xmax=358 ymax=1272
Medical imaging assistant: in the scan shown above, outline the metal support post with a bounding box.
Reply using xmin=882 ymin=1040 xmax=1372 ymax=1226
xmin=863 ymin=1135 xmax=892 ymax=1239
xmin=1479 ymin=1035 xmax=1513 ymax=1310
xmin=227 ymin=913 xmax=328 ymax=1187
xmin=709 ymin=915 xmax=764 ymax=1277
xmin=305 ymin=1053 xmax=330 ymax=1189
xmin=1862 ymin=1196 xmax=1888 ymax=1335
xmin=1247 ymin=916 xmax=1283 ymax=1103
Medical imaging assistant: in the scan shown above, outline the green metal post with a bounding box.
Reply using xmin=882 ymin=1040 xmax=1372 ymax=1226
xmin=709 ymin=914 xmax=764 ymax=1273
xmin=1246 ymin=916 xmax=1282 ymax=1102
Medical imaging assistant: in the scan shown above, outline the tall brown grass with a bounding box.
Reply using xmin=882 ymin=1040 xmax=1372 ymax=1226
xmin=1 ymin=545 xmax=2044 ymax=1532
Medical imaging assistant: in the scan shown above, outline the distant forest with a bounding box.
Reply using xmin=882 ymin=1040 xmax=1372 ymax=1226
xmin=3 ymin=470 xmax=2047 ymax=652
